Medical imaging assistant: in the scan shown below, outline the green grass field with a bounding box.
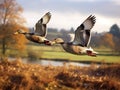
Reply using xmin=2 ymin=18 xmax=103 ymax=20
xmin=1 ymin=44 xmax=120 ymax=63
xmin=26 ymin=45 xmax=120 ymax=63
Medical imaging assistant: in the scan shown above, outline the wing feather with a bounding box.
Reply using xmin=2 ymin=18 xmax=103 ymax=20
xmin=73 ymin=15 xmax=96 ymax=47
xmin=34 ymin=12 xmax=51 ymax=37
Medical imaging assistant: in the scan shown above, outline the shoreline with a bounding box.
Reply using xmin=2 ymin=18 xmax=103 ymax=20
xmin=7 ymin=57 xmax=117 ymax=65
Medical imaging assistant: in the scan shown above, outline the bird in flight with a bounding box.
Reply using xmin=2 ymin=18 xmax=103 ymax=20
xmin=50 ymin=15 xmax=98 ymax=56
xmin=14 ymin=12 xmax=51 ymax=45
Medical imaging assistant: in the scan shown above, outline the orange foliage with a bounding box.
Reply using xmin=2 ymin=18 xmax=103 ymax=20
xmin=11 ymin=24 xmax=28 ymax=50
xmin=0 ymin=0 xmax=27 ymax=54
xmin=102 ymin=33 xmax=115 ymax=48
xmin=0 ymin=59 xmax=120 ymax=90
xmin=0 ymin=0 xmax=25 ymax=25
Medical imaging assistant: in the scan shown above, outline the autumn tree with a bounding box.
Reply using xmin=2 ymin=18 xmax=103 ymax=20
xmin=109 ymin=24 xmax=120 ymax=54
xmin=101 ymin=33 xmax=114 ymax=49
xmin=0 ymin=0 xmax=28 ymax=55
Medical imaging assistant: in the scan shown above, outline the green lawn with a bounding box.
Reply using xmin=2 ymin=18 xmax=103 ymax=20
xmin=1 ymin=44 xmax=120 ymax=63
xmin=26 ymin=45 xmax=120 ymax=63
xmin=41 ymin=51 xmax=120 ymax=63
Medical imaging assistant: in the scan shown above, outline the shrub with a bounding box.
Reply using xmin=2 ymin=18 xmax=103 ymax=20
xmin=27 ymin=48 xmax=43 ymax=62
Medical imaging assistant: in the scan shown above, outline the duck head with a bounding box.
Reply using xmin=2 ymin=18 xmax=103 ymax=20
xmin=14 ymin=29 xmax=26 ymax=34
xmin=54 ymin=38 xmax=64 ymax=44
xmin=50 ymin=38 xmax=64 ymax=45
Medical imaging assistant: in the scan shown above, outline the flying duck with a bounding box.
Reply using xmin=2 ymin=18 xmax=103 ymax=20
xmin=14 ymin=12 xmax=51 ymax=45
xmin=50 ymin=15 xmax=98 ymax=56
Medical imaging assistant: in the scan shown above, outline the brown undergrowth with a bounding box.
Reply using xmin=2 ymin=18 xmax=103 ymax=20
xmin=0 ymin=59 xmax=120 ymax=90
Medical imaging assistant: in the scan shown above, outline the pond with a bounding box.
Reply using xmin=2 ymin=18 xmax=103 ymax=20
xmin=31 ymin=59 xmax=90 ymax=67
xmin=9 ymin=57 xmax=92 ymax=67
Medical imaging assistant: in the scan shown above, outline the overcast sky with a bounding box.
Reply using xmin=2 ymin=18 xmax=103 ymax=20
xmin=17 ymin=0 xmax=120 ymax=33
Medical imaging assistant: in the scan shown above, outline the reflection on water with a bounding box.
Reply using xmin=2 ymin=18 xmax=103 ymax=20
xmin=9 ymin=57 xmax=90 ymax=67
xmin=40 ymin=60 xmax=90 ymax=67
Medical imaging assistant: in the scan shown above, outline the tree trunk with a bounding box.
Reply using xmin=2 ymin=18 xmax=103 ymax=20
xmin=2 ymin=38 xmax=6 ymax=55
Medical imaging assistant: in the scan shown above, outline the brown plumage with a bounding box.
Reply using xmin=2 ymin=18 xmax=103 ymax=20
xmin=51 ymin=15 xmax=97 ymax=56
xmin=14 ymin=12 xmax=51 ymax=45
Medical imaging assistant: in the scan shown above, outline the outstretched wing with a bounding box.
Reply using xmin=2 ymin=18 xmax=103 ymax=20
xmin=67 ymin=33 xmax=75 ymax=42
xmin=73 ymin=15 xmax=96 ymax=47
xmin=34 ymin=12 xmax=51 ymax=37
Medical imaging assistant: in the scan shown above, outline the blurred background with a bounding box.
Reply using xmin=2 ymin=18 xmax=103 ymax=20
xmin=0 ymin=0 xmax=120 ymax=63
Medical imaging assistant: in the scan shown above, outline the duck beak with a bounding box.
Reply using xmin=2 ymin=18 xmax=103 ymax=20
xmin=14 ymin=32 xmax=18 ymax=35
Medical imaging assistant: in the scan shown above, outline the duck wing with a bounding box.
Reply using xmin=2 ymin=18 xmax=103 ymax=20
xmin=67 ymin=33 xmax=75 ymax=42
xmin=34 ymin=12 xmax=51 ymax=37
xmin=73 ymin=15 xmax=96 ymax=47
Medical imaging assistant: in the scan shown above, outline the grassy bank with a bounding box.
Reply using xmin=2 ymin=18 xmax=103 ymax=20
xmin=3 ymin=45 xmax=120 ymax=63
xmin=27 ymin=45 xmax=120 ymax=63
xmin=0 ymin=59 xmax=120 ymax=90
